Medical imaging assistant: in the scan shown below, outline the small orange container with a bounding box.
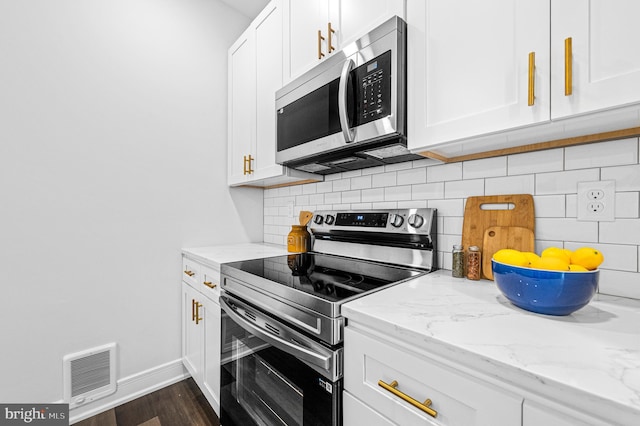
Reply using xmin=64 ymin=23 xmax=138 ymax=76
xmin=287 ymin=225 xmax=311 ymax=253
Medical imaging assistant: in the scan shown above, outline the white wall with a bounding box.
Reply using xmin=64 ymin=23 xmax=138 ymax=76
xmin=0 ymin=0 xmax=261 ymax=406
xmin=264 ymin=138 xmax=640 ymax=300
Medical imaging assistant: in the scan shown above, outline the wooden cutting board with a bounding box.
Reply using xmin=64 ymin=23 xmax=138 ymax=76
xmin=461 ymin=194 xmax=535 ymax=279
xmin=482 ymin=226 xmax=535 ymax=280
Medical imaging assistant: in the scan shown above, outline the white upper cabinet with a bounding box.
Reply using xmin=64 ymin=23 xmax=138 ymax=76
xmin=284 ymin=0 xmax=405 ymax=82
xmin=407 ymin=0 xmax=551 ymax=150
xmin=551 ymin=0 xmax=640 ymax=120
xmin=228 ymin=0 xmax=319 ymax=187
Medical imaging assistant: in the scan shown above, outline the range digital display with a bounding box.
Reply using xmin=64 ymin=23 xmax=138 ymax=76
xmin=335 ymin=212 xmax=388 ymax=227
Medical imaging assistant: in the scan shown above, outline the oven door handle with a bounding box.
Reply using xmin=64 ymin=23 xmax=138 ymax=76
xmin=220 ymin=296 xmax=332 ymax=371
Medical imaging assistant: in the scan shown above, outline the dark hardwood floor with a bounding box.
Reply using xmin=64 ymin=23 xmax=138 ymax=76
xmin=75 ymin=378 xmax=219 ymax=426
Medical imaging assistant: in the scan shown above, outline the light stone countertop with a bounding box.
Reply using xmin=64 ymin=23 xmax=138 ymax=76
xmin=182 ymin=243 xmax=289 ymax=269
xmin=342 ymin=270 xmax=640 ymax=425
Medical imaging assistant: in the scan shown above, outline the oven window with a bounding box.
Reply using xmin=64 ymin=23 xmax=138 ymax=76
xmin=221 ymin=309 xmax=341 ymax=426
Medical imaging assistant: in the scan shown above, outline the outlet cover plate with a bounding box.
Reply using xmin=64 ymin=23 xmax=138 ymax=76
xmin=577 ymin=180 xmax=615 ymax=221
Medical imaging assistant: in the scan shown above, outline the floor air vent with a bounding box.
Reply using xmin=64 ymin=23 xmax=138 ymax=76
xmin=63 ymin=343 xmax=117 ymax=409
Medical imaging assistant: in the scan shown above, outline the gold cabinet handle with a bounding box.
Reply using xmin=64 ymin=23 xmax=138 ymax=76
xmin=195 ymin=301 xmax=203 ymax=325
xmin=243 ymin=154 xmax=254 ymax=175
xmin=328 ymin=22 xmax=335 ymax=54
xmin=378 ymin=379 xmax=438 ymax=418
xmin=243 ymin=155 xmax=248 ymax=175
xmin=191 ymin=299 xmax=196 ymax=321
xmin=318 ymin=30 xmax=325 ymax=59
xmin=565 ymin=37 xmax=573 ymax=96
xmin=184 ymin=270 xmax=195 ymax=277
xmin=203 ymin=281 xmax=217 ymax=289
xmin=528 ymin=51 xmax=536 ymax=106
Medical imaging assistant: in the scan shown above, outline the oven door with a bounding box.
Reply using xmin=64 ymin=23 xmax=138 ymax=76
xmin=220 ymin=293 xmax=342 ymax=426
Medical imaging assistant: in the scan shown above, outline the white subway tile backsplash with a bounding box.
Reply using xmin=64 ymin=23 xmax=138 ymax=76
xmin=535 ymin=169 xmax=599 ymax=195
xmin=444 ymin=179 xmax=485 ymax=199
xmin=384 ymin=185 xmax=411 ymax=201
xmin=535 ymin=218 xmax=598 ymax=242
xmin=362 ymin=188 xmax=384 ymax=202
xmin=427 ymin=162 xmax=463 ymax=182
xmin=600 ymin=219 xmax=640 ymax=245
xmin=602 ymin=164 xmax=640 ymax=191
xmin=412 ymin=182 xmax=445 ymax=200
xmin=508 ymin=148 xmax=564 ymax=175
xmin=565 ymin=138 xmax=638 ymax=170
xmin=463 ymin=157 xmax=507 ymax=179
xmin=372 ymin=171 xmax=397 ymax=187
xmin=332 ymin=178 xmax=351 ymax=192
xmin=263 ymin=136 xmax=640 ymax=300
xmin=616 ymin=192 xmax=640 ymax=218
xmin=533 ymin=195 xmax=566 ymax=218
xmin=397 ymin=167 xmax=427 ymax=185
xmin=485 ymin=174 xmax=535 ymax=195
xmin=351 ymin=175 xmax=372 ymax=190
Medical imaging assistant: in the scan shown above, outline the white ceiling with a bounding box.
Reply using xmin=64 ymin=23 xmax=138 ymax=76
xmin=219 ymin=0 xmax=270 ymax=20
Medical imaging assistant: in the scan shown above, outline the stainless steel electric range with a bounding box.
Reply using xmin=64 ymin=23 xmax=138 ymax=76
xmin=219 ymin=208 xmax=436 ymax=426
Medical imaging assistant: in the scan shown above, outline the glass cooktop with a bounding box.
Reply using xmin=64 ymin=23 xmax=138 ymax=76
xmin=223 ymin=252 xmax=424 ymax=303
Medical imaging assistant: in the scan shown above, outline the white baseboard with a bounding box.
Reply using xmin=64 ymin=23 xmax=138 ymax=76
xmin=66 ymin=359 xmax=190 ymax=424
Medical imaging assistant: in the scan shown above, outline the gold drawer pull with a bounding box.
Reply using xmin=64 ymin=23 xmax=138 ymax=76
xmin=203 ymin=281 xmax=217 ymax=289
xmin=195 ymin=301 xmax=203 ymax=325
xmin=565 ymin=37 xmax=573 ymax=96
xmin=328 ymin=22 xmax=336 ymax=53
xmin=318 ymin=30 xmax=325 ymax=59
xmin=528 ymin=51 xmax=536 ymax=106
xmin=378 ymin=379 xmax=438 ymax=418
xmin=184 ymin=270 xmax=195 ymax=277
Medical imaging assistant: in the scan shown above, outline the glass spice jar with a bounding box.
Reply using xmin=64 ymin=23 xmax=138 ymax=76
xmin=466 ymin=245 xmax=481 ymax=280
xmin=452 ymin=245 xmax=464 ymax=278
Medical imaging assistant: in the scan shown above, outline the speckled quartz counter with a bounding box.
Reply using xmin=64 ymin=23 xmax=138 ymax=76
xmin=342 ymin=270 xmax=640 ymax=425
xmin=182 ymin=243 xmax=288 ymax=269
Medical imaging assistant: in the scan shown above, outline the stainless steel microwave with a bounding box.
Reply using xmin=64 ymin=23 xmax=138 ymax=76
xmin=275 ymin=16 xmax=421 ymax=175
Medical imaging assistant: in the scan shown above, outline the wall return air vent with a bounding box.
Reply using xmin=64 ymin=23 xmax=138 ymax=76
xmin=63 ymin=343 xmax=117 ymax=409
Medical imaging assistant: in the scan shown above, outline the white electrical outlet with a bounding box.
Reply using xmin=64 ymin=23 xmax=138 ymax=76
xmin=577 ymin=180 xmax=615 ymax=221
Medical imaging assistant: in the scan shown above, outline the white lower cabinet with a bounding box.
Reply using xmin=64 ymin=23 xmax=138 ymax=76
xmin=343 ymin=326 xmax=523 ymax=426
xmin=181 ymin=257 xmax=221 ymax=415
xmin=523 ymin=400 xmax=611 ymax=426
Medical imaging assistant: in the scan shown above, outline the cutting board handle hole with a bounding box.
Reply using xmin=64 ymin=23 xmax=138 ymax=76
xmin=488 ymin=230 xmax=496 ymax=237
xmin=479 ymin=203 xmax=515 ymax=211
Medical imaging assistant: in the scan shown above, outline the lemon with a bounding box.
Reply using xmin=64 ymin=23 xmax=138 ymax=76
xmin=522 ymin=251 xmax=540 ymax=266
xmin=493 ymin=249 xmax=529 ymax=267
xmin=568 ymin=264 xmax=589 ymax=272
xmin=530 ymin=256 xmax=570 ymax=271
xmin=570 ymin=247 xmax=604 ymax=270
xmin=541 ymin=246 xmax=571 ymax=264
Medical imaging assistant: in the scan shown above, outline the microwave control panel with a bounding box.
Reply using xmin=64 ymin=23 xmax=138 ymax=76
xmin=353 ymin=50 xmax=392 ymax=126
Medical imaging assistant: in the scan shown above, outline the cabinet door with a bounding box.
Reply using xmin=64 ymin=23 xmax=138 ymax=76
xmin=286 ymin=0 xmax=333 ymax=80
xmin=407 ymin=0 xmax=550 ymax=151
xmin=227 ymin=27 xmax=255 ymax=185
xmin=202 ymin=297 xmax=221 ymax=415
xmin=254 ymin=0 xmax=286 ymax=180
xmin=344 ymin=391 xmax=396 ymax=426
xmin=182 ymin=282 xmax=203 ymax=384
xmin=523 ymin=400 xmax=608 ymax=426
xmin=339 ymin=0 xmax=405 ymax=47
xmin=551 ymin=0 xmax=640 ymax=120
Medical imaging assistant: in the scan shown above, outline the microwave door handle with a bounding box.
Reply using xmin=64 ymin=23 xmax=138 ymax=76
xmin=338 ymin=58 xmax=355 ymax=143
xmin=220 ymin=296 xmax=332 ymax=371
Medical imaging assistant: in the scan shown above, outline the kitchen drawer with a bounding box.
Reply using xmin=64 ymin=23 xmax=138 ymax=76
xmin=344 ymin=327 xmax=522 ymax=426
xmin=199 ymin=264 xmax=221 ymax=303
xmin=181 ymin=257 xmax=201 ymax=287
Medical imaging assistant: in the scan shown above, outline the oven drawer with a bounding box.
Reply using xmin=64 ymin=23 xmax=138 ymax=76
xmin=344 ymin=326 xmax=522 ymax=426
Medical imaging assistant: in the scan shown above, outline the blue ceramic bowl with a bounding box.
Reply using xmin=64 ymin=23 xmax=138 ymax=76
xmin=492 ymin=260 xmax=599 ymax=316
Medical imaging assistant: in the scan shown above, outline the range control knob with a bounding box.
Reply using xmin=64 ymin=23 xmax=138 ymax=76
xmin=313 ymin=215 xmax=324 ymax=225
xmin=388 ymin=214 xmax=404 ymax=228
xmin=407 ymin=214 xmax=424 ymax=228
xmin=325 ymin=214 xmax=335 ymax=225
